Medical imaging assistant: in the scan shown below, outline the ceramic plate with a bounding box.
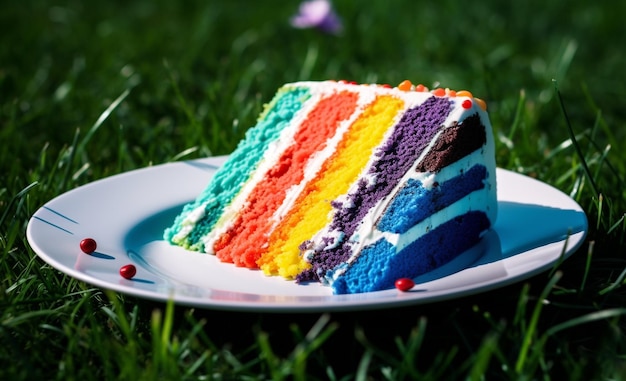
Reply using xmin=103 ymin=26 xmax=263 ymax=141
xmin=27 ymin=157 xmax=587 ymax=312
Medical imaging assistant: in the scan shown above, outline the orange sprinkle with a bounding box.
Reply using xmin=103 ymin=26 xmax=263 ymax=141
xmin=432 ymin=88 xmax=446 ymax=97
xmin=397 ymin=79 xmax=412 ymax=91
xmin=414 ymin=84 xmax=427 ymax=92
xmin=456 ymin=90 xmax=473 ymax=98
xmin=447 ymin=89 xmax=457 ymax=97
xmin=474 ymin=97 xmax=487 ymax=111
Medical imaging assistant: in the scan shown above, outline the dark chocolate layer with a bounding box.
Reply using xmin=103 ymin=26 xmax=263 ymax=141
xmin=415 ymin=113 xmax=486 ymax=173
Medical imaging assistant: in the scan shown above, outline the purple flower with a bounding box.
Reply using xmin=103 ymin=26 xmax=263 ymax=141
xmin=290 ymin=0 xmax=343 ymax=35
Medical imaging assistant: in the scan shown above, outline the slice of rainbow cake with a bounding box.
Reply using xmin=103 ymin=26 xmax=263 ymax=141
xmin=164 ymin=80 xmax=497 ymax=294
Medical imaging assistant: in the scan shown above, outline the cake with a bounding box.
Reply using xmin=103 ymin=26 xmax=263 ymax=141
xmin=164 ymin=80 xmax=497 ymax=294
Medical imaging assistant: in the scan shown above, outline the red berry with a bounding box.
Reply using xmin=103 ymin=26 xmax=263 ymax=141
xmin=80 ymin=238 xmax=97 ymax=254
xmin=120 ymin=264 xmax=137 ymax=280
xmin=461 ymin=99 xmax=473 ymax=109
xmin=395 ymin=278 xmax=415 ymax=292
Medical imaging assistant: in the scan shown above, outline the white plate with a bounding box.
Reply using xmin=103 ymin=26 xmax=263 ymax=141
xmin=27 ymin=156 xmax=587 ymax=312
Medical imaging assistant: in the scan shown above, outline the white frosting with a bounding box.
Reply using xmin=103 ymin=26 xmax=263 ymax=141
xmin=171 ymin=201 xmax=207 ymax=244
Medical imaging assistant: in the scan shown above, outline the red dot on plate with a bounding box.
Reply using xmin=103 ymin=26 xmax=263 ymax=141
xmin=462 ymin=99 xmax=473 ymax=109
xmin=79 ymin=238 xmax=97 ymax=254
xmin=120 ymin=264 xmax=137 ymax=280
xmin=395 ymin=278 xmax=415 ymax=292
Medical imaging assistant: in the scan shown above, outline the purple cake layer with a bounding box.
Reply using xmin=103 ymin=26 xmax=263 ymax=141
xmin=331 ymin=210 xmax=491 ymax=294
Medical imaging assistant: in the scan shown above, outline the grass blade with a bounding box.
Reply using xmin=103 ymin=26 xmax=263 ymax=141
xmin=554 ymin=80 xmax=600 ymax=197
xmin=0 ymin=181 xmax=38 ymax=227
xmin=546 ymin=308 xmax=626 ymax=337
xmin=77 ymin=89 xmax=131 ymax=154
xmin=515 ymin=271 xmax=562 ymax=373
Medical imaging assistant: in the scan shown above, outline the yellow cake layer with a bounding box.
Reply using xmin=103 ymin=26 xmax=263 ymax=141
xmin=257 ymin=95 xmax=405 ymax=278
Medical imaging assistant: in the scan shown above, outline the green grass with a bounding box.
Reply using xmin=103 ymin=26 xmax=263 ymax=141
xmin=2 ymin=0 xmax=626 ymax=379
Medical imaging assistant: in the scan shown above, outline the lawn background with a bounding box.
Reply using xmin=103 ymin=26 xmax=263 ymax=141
xmin=1 ymin=0 xmax=625 ymax=379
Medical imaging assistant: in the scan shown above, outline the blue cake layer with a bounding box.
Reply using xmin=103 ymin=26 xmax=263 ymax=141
xmin=331 ymin=210 xmax=490 ymax=294
xmin=378 ymin=164 xmax=488 ymax=234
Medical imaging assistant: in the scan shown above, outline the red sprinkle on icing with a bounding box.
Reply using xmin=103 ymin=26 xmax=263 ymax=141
xmin=462 ymin=99 xmax=473 ymax=109
xmin=395 ymin=278 xmax=415 ymax=292
xmin=381 ymin=84 xmax=392 ymax=88
xmin=414 ymin=84 xmax=427 ymax=92
xmin=120 ymin=264 xmax=137 ymax=280
xmin=80 ymin=238 xmax=97 ymax=254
